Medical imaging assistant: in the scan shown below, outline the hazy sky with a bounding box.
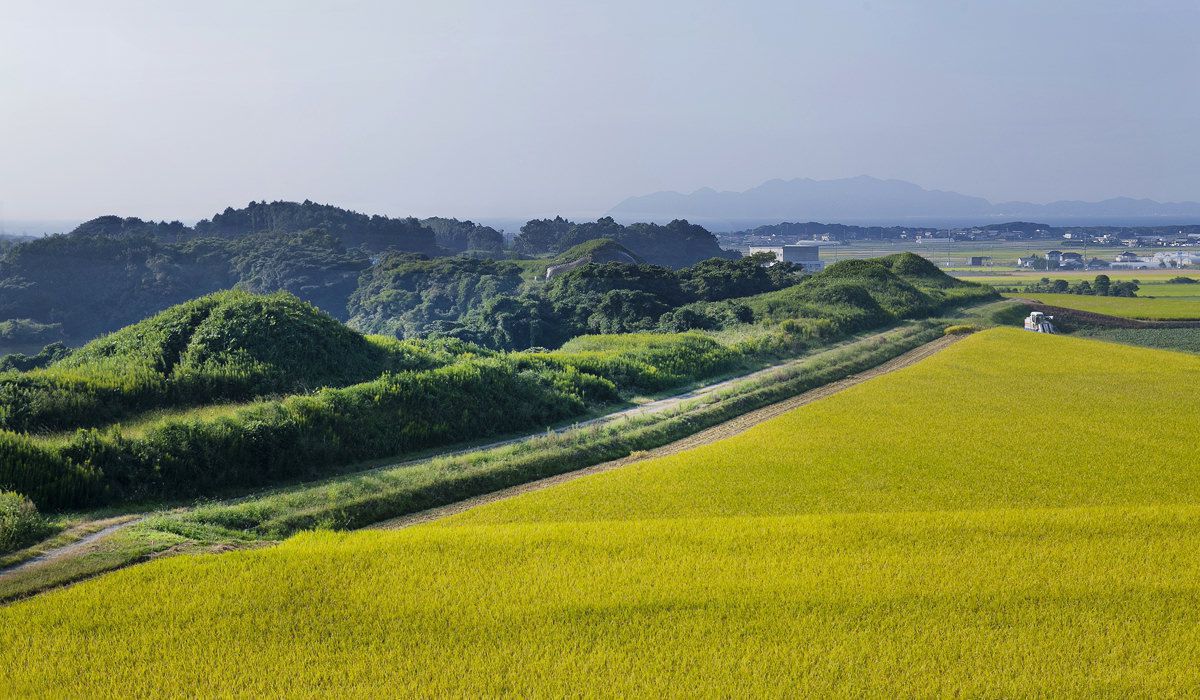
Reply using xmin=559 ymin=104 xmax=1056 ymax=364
xmin=3 ymin=0 xmax=1198 ymax=223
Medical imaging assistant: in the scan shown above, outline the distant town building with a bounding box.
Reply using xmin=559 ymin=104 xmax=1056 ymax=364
xmin=1115 ymin=251 xmax=1140 ymax=263
xmin=968 ymin=256 xmax=989 ymax=267
xmin=747 ymin=245 xmax=826 ymax=273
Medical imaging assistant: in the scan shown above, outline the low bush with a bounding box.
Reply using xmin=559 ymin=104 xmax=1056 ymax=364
xmin=943 ymin=325 xmax=979 ymax=335
xmin=0 ymin=491 xmax=52 ymax=555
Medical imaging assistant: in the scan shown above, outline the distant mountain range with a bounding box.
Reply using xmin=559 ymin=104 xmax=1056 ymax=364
xmin=609 ymin=176 xmax=1200 ymax=229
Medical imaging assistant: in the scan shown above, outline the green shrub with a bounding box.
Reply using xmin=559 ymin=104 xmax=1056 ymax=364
xmin=0 ymin=491 xmax=52 ymax=555
xmin=943 ymin=325 xmax=979 ymax=335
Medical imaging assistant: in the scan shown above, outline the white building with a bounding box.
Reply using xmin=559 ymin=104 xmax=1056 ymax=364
xmin=748 ymin=244 xmax=826 ymax=273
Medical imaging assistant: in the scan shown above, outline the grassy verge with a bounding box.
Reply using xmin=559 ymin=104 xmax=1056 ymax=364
xmin=0 ymin=525 xmax=186 ymax=603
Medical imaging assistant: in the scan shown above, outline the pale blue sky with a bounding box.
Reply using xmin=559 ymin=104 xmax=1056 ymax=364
xmin=2 ymin=0 xmax=1197 ymax=222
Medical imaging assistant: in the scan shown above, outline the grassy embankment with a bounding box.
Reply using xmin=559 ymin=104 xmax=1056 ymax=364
xmin=4 ymin=329 xmax=1200 ymax=695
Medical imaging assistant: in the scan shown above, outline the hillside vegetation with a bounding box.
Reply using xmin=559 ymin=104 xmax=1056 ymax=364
xmin=512 ymin=215 xmax=734 ymax=267
xmin=0 ymin=291 xmax=449 ymax=434
xmin=0 ymin=201 xmax=745 ymax=349
xmin=4 ymin=331 xmax=1199 ymax=695
xmin=0 ymin=256 xmax=993 ymax=512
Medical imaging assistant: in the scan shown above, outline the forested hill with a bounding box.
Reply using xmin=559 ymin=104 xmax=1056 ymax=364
xmin=193 ymin=201 xmax=438 ymax=254
xmin=513 ymin=216 xmax=735 ymax=268
xmin=0 ymin=201 xmax=743 ymax=351
xmin=0 ymin=229 xmax=370 ymax=343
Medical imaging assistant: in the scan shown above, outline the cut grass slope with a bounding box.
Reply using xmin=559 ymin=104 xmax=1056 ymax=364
xmin=6 ymin=330 xmax=1200 ymax=696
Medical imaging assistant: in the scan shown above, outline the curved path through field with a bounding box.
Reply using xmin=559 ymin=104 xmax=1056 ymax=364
xmin=0 ymin=516 xmax=141 ymax=579
xmin=373 ymin=333 xmax=963 ymax=530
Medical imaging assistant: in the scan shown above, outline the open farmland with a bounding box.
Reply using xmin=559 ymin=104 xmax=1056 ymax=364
xmin=3 ymin=329 xmax=1200 ymax=695
xmin=954 ymin=269 xmax=1195 ymax=286
xmin=1004 ymin=292 xmax=1200 ymax=320
xmin=1073 ymin=328 xmax=1200 ymax=354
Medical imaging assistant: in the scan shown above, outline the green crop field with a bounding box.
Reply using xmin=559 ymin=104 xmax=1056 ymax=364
xmin=1138 ymin=282 xmax=1200 ymax=297
xmin=1003 ymin=292 xmax=1200 ymax=319
xmin=4 ymin=329 xmax=1200 ymax=696
xmin=954 ymin=269 xmax=1194 ymax=285
xmin=1072 ymin=328 xmax=1200 ymax=354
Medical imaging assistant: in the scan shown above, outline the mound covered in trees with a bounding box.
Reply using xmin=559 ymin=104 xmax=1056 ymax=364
xmin=194 ymin=200 xmax=438 ymax=254
xmin=512 ymin=216 xmax=736 ymax=268
xmin=419 ymin=217 xmax=505 ymax=255
xmin=348 ymin=253 xmax=809 ymax=349
xmin=0 ymin=228 xmax=371 ymax=345
xmin=347 ymin=254 xmax=527 ymax=340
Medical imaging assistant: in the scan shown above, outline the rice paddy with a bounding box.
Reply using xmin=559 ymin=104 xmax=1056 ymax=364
xmin=3 ymin=329 xmax=1200 ymax=696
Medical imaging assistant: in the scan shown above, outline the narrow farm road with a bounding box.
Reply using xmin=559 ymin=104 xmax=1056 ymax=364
xmin=372 ymin=333 xmax=963 ymax=530
xmin=0 ymin=516 xmax=141 ymax=580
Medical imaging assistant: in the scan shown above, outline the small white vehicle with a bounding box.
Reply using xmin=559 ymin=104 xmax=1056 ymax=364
xmin=1023 ymin=311 xmax=1056 ymax=333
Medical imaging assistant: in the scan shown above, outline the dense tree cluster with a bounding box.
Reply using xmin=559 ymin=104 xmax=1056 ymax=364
xmin=420 ymin=217 xmax=505 ymax=254
xmin=349 ymin=254 xmax=806 ymax=349
xmin=0 ymin=202 xmax=748 ymax=350
xmin=348 ymin=254 xmax=527 ymax=340
xmin=1023 ymin=275 xmax=1139 ymax=297
xmin=0 ymin=229 xmax=373 ymax=344
xmin=195 ymin=200 xmax=438 ymax=254
xmin=513 ymin=216 xmax=736 ymax=268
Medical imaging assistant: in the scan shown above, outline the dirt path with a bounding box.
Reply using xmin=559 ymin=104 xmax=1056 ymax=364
xmin=372 ymin=333 xmax=962 ymax=530
xmin=0 ymin=516 xmax=141 ymax=580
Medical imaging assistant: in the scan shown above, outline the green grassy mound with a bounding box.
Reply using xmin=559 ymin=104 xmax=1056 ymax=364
xmin=550 ymin=238 xmax=644 ymax=265
xmin=60 ymin=290 xmax=408 ymax=386
xmin=0 ymin=291 xmax=456 ymax=434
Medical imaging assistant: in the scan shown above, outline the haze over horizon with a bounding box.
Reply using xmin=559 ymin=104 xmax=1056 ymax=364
xmin=4 ymin=1 xmax=1198 ymax=224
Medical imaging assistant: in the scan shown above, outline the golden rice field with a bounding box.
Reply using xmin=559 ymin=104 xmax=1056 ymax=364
xmin=1004 ymin=292 xmax=1200 ymax=319
xmin=4 ymin=329 xmax=1200 ymax=696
